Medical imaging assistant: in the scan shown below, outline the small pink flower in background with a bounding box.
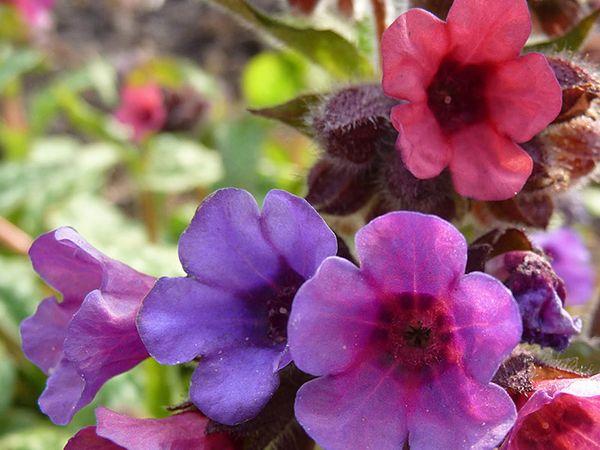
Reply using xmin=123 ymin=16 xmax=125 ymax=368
xmin=381 ymin=0 xmax=562 ymax=201
xmin=502 ymin=375 xmax=600 ymax=449
xmin=115 ymin=83 xmax=166 ymax=142
xmin=0 ymin=0 xmax=54 ymax=28
xmin=65 ymin=408 xmax=237 ymax=450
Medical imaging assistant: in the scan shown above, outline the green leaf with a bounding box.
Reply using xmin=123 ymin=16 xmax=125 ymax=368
xmin=0 ymin=343 xmax=16 ymax=415
xmin=141 ymin=134 xmax=223 ymax=193
xmin=525 ymin=8 xmax=600 ymax=53
xmin=249 ymin=93 xmax=322 ymax=137
xmin=556 ymin=339 xmax=600 ymax=373
xmin=0 ymin=47 xmax=41 ymax=93
xmin=205 ymin=0 xmax=373 ymax=79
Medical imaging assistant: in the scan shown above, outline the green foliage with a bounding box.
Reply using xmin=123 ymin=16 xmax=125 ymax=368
xmin=525 ymin=8 xmax=600 ymax=52
xmin=249 ymin=93 xmax=322 ymax=137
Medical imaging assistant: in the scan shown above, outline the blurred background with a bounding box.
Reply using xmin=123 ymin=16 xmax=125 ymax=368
xmin=0 ymin=0 xmax=599 ymax=448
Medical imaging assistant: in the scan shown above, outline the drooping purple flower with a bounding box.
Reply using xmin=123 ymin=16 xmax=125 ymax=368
xmin=486 ymin=251 xmax=581 ymax=351
xmin=137 ymin=188 xmax=337 ymax=425
xmin=64 ymin=407 xmax=236 ymax=450
xmin=288 ymin=211 xmax=522 ymax=450
xmin=20 ymin=227 xmax=155 ymax=425
xmin=531 ymin=227 xmax=596 ymax=306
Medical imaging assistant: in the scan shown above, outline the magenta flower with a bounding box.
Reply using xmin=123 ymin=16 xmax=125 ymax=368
xmin=137 ymin=188 xmax=337 ymax=425
xmin=1 ymin=0 xmax=54 ymax=28
xmin=20 ymin=228 xmax=155 ymax=425
xmin=381 ymin=0 xmax=562 ymax=201
xmin=289 ymin=211 xmax=522 ymax=449
xmin=502 ymin=375 xmax=600 ymax=449
xmin=531 ymin=228 xmax=596 ymax=306
xmin=115 ymin=83 xmax=166 ymax=142
xmin=65 ymin=408 xmax=236 ymax=450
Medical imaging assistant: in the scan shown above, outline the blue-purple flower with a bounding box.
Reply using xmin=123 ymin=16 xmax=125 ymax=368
xmin=288 ymin=211 xmax=522 ymax=449
xmin=20 ymin=227 xmax=155 ymax=425
xmin=531 ymin=227 xmax=596 ymax=306
xmin=137 ymin=188 xmax=337 ymax=425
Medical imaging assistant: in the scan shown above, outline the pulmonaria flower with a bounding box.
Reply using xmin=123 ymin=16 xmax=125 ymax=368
xmin=137 ymin=188 xmax=337 ymax=425
xmin=486 ymin=251 xmax=581 ymax=351
xmin=381 ymin=0 xmax=562 ymax=200
xmin=65 ymin=407 xmax=236 ymax=449
xmin=0 ymin=0 xmax=54 ymax=28
xmin=288 ymin=211 xmax=522 ymax=449
xmin=115 ymin=83 xmax=166 ymax=142
xmin=20 ymin=228 xmax=155 ymax=425
xmin=502 ymin=375 xmax=600 ymax=449
xmin=531 ymin=228 xmax=596 ymax=306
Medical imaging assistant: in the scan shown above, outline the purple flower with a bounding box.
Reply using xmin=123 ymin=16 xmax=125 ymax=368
xmin=64 ymin=408 xmax=236 ymax=450
xmin=531 ymin=228 xmax=596 ymax=306
xmin=137 ymin=188 xmax=337 ymax=425
xmin=20 ymin=228 xmax=155 ymax=425
xmin=288 ymin=211 xmax=522 ymax=450
xmin=486 ymin=251 xmax=581 ymax=351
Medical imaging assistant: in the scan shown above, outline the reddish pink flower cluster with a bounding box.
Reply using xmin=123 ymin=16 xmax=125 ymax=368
xmin=115 ymin=84 xmax=167 ymax=142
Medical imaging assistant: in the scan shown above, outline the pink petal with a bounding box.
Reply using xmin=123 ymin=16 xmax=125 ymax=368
xmin=450 ymin=272 xmax=522 ymax=382
xmin=355 ymin=212 xmax=467 ymax=297
xmin=65 ymin=427 xmax=123 ymax=450
xmin=406 ymin=367 xmax=516 ymax=449
xmin=486 ymin=53 xmax=562 ymax=142
xmin=446 ymin=0 xmax=531 ymax=64
xmin=289 ymin=257 xmax=379 ymax=376
xmin=295 ymin=360 xmax=407 ymax=450
xmin=448 ymin=123 xmax=533 ymax=200
xmin=390 ymin=102 xmax=451 ymax=179
xmin=381 ymin=8 xmax=449 ymax=102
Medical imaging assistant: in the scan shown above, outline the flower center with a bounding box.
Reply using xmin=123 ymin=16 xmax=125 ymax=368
xmin=427 ymin=58 xmax=489 ymax=134
xmin=264 ymin=269 xmax=305 ymax=345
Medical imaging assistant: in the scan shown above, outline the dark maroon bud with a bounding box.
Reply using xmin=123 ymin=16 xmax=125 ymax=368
xmin=466 ymin=228 xmax=533 ymax=273
xmin=288 ymin=0 xmax=320 ymax=14
xmin=162 ymin=86 xmax=209 ymax=132
xmin=486 ymin=193 xmax=555 ymax=229
xmin=528 ymin=0 xmax=584 ymax=37
xmin=312 ymin=85 xmax=397 ymax=167
xmin=305 ymin=158 xmax=377 ymax=215
xmin=409 ymin=0 xmax=453 ymax=19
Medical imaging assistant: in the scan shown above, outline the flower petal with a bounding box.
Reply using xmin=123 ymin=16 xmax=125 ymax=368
xmin=289 ymin=257 xmax=379 ymax=376
xmin=137 ymin=277 xmax=264 ymax=365
xmin=448 ymin=123 xmax=533 ymax=200
xmin=295 ymin=361 xmax=407 ymax=450
xmin=65 ymin=427 xmax=123 ymax=450
xmin=190 ymin=346 xmax=281 ymax=425
xmin=390 ymin=102 xmax=451 ymax=179
xmin=178 ymin=188 xmax=282 ymax=292
xmin=355 ymin=211 xmax=467 ymax=297
xmin=450 ymin=272 xmax=522 ymax=382
xmin=261 ymin=189 xmax=337 ymax=279
xmin=381 ymin=8 xmax=449 ymax=102
xmin=487 ymin=53 xmax=562 ymax=142
xmin=446 ymin=0 xmax=531 ymax=64
xmin=406 ymin=367 xmax=516 ymax=449
xmin=20 ymin=296 xmax=75 ymax=374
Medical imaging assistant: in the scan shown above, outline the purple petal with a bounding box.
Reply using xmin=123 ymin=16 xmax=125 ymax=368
xmin=355 ymin=212 xmax=467 ymax=296
xmin=450 ymin=272 xmax=522 ymax=382
xmin=261 ymin=189 xmax=337 ymax=279
xmin=65 ymin=427 xmax=123 ymax=450
xmin=190 ymin=346 xmax=281 ymax=425
xmin=178 ymin=189 xmax=282 ymax=292
xmin=289 ymin=257 xmax=379 ymax=376
xmin=295 ymin=360 xmax=407 ymax=450
xmin=137 ymin=277 xmax=264 ymax=365
xmin=20 ymin=297 xmax=75 ymax=374
xmin=406 ymin=367 xmax=516 ymax=449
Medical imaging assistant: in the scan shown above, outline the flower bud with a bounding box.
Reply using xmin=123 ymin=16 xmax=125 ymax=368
xmin=162 ymin=86 xmax=209 ymax=132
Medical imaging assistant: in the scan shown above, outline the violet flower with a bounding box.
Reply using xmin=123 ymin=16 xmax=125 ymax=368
xmin=288 ymin=211 xmax=522 ymax=449
xmin=137 ymin=188 xmax=337 ymax=425
xmin=486 ymin=251 xmax=582 ymax=351
xmin=531 ymin=227 xmax=596 ymax=306
xmin=20 ymin=227 xmax=155 ymax=425
xmin=65 ymin=407 xmax=236 ymax=450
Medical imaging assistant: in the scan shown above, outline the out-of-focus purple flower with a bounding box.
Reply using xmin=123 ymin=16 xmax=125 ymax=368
xmin=137 ymin=188 xmax=337 ymax=425
xmin=486 ymin=251 xmax=581 ymax=351
xmin=1 ymin=0 xmax=54 ymax=28
xmin=20 ymin=228 xmax=155 ymax=425
xmin=65 ymin=407 xmax=237 ymax=450
xmin=288 ymin=211 xmax=522 ymax=450
xmin=531 ymin=228 xmax=596 ymax=306
xmin=502 ymin=375 xmax=600 ymax=449
xmin=115 ymin=83 xmax=166 ymax=142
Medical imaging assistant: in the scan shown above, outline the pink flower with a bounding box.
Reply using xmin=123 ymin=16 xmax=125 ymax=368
xmin=115 ymin=84 xmax=166 ymax=142
xmin=65 ymin=408 xmax=237 ymax=449
xmin=1 ymin=0 xmax=54 ymax=28
xmin=502 ymin=375 xmax=600 ymax=449
xmin=381 ymin=0 xmax=562 ymax=201
xmin=288 ymin=211 xmax=522 ymax=449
